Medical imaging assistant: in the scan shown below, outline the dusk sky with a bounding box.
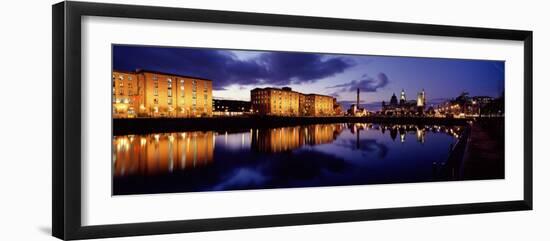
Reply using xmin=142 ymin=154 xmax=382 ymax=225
xmin=113 ymin=45 xmax=504 ymax=110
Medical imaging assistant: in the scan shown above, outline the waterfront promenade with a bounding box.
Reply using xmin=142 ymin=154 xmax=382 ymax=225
xmin=437 ymin=118 xmax=505 ymax=180
xmin=462 ymin=119 xmax=505 ymax=179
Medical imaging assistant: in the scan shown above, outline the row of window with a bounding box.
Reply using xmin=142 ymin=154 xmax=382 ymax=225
xmin=113 ymin=74 xmax=140 ymax=97
xmin=114 ymin=75 xmax=209 ymax=95
xmin=152 ymin=77 xmax=208 ymax=97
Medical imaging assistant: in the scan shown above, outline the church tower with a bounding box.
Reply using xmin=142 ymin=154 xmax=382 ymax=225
xmin=417 ymin=89 xmax=426 ymax=107
xmin=416 ymin=89 xmax=426 ymax=114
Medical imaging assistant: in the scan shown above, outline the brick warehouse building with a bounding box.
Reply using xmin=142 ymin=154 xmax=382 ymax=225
xmin=112 ymin=69 xmax=213 ymax=118
xmin=250 ymin=87 xmax=302 ymax=116
xmin=303 ymin=94 xmax=335 ymax=116
xmin=250 ymin=87 xmax=335 ymax=116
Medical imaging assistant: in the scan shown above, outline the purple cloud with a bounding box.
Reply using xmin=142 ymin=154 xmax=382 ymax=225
xmin=327 ymin=73 xmax=389 ymax=93
xmin=113 ymin=46 xmax=355 ymax=90
xmin=256 ymin=52 xmax=354 ymax=85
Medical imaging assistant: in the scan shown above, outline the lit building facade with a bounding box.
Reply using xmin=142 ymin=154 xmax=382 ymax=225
xmin=303 ymin=94 xmax=335 ymax=116
xmin=112 ymin=70 xmax=213 ymax=118
xmin=250 ymin=87 xmax=301 ymax=116
xmin=250 ymin=87 xmax=335 ymax=116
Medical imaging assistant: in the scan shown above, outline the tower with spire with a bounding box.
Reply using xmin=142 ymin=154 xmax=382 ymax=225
xmin=416 ymin=89 xmax=426 ymax=107
xmin=382 ymin=88 xmax=426 ymax=116
xmin=416 ymin=88 xmax=426 ymax=114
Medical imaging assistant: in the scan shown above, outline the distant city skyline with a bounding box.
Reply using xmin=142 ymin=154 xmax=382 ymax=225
xmin=113 ymin=45 xmax=504 ymax=110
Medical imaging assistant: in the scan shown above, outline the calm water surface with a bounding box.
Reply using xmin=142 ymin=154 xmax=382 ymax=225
xmin=113 ymin=123 xmax=465 ymax=195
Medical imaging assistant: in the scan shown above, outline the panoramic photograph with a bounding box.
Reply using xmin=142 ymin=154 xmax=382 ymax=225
xmin=111 ymin=44 xmax=505 ymax=196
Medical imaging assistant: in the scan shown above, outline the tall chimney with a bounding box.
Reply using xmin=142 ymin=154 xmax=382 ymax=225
xmin=356 ymin=88 xmax=360 ymax=108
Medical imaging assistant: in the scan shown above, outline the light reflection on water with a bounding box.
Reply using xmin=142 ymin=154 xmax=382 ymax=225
xmin=113 ymin=123 xmax=463 ymax=195
xmin=113 ymin=131 xmax=214 ymax=176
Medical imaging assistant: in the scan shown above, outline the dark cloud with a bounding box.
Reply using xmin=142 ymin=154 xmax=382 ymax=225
xmin=113 ymin=46 xmax=354 ymax=90
xmin=256 ymin=52 xmax=353 ymax=85
xmin=327 ymin=73 xmax=389 ymax=93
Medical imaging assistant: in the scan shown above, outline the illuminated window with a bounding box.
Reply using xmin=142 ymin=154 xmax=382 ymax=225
xmin=180 ymin=79 xmax=185 ymax=97
xmin=167 ymin=78 xmax=172 ymax=97
xmin=153 ymin=76 xmax=158 ymax=96
xmin=112 ymin=80 xmax=116 ymax=100
xmin=192 ymin=81 xmax=197 ymax=99
xmin=204 ymin=91 xmax=208 ymax=109
xmin=127 ymin=81 xmax=133 ymax=96
xmin=119 ymin=80 xmax=124 ymax=95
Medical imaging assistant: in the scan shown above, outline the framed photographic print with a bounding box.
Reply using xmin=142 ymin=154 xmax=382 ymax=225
xmin=52 ymin=1 xmax=533 ymax=240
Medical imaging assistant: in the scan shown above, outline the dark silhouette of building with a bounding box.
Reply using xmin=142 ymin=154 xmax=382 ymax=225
xmin=433 ymin=92 xmax=503 ymax=118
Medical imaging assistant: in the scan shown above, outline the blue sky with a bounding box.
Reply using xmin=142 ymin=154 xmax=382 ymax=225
xmin=113 ymin=45 xmax=504 ymax=110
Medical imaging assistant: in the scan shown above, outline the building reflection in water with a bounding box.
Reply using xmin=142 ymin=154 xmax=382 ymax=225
xmin=113 ymin=123 xmax=462 ymax=177
xmin=251 ymin=124 xmax=345 ymax=153
xmin=113 ymin=131 xmax=214 ymax=177
xmin=369 ymin=124 xmax=459 ymax=144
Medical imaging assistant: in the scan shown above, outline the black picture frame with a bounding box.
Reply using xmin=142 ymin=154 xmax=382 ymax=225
xmin=52 ymin=1 xmax=533 ymax=240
